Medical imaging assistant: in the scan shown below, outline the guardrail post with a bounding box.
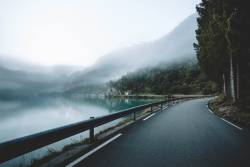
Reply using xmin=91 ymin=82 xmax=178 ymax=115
xmin=151 ymin=106 xmax=153 ymax=112
xmin=160 ymin=103 xmax=163 ymax=110
xmin=89 ymin=117 xmax=95 ymax=143
xmin=133 ymin=112 xmax=136 ymax=121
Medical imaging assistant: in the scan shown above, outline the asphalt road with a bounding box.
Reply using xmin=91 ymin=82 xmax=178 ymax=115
xmin=70 ymin=98 xmax=250 ymax=167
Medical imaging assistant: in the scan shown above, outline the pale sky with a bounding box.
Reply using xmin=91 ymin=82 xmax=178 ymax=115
xmin=0 ymin=0 xmax=200 ymax=67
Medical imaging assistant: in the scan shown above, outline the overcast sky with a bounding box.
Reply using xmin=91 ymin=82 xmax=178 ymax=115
xmin=0 ymin=0 xmax=200 ymax=67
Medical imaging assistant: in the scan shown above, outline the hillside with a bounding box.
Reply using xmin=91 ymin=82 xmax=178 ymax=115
xmin=0 ymin=14 xmax=199 ymax=98
xmin=108 ymin=59 xmax=218 ymax=95
xmin=65 ymin=14 xmax=198 ymax=94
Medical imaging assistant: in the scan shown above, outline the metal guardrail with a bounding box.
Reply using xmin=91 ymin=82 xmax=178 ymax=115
xmin=0 ymin=96 xmax=200 ymax=163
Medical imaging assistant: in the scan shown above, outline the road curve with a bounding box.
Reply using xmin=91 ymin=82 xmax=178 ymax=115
xmin=71 ymin=98 xmax=250 ymax=167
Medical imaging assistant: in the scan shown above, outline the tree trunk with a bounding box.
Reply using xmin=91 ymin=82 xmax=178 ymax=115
xmin=236 ymin=59 xmax=240 ymax=100
xmin=230 ymin=55 xmax=236 ymax=102
xmin=223 ymin=73 xmax=227 ymax=97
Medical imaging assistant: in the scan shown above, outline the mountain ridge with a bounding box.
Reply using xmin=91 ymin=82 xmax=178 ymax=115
xmin=0 ymin=14 xmax=198 ymax=98
xmin=66 ymin=14 xmax=198 ymax=93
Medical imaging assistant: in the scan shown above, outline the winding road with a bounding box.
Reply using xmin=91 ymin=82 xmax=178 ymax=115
xmin=68 ymin=98 xmax=250 ymax=167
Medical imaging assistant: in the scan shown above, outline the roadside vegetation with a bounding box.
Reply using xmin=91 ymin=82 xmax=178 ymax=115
xmin=209 ymin=95 xmax=250 ymax=127
xmin=195 ymin=0 xmax=250 ymax=123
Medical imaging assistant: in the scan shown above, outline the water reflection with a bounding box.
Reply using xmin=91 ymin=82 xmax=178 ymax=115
xmin=0 ymin=96 xmax=156 ymax=143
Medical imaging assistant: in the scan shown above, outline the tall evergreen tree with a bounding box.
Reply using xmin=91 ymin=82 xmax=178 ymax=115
xmin=195 ymin=0 xmax=250 ymax=103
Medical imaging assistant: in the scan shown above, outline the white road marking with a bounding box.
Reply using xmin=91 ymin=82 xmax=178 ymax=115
xmin=220 ymin=118 xmax=242 ymax=130
xmin=209 ymin=109 xmax=214 ymax=114
xmin=66 ymin=133 xmax=122 ymax=167
xmin=143 ymin=113 xmax=156 ymax=121
xmin=162 ymin=106 xmax=168 ymax=110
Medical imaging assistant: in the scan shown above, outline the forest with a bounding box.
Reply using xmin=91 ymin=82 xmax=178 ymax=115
xmin=108 ymin=59 xmax=217 ymax=95
xmin=194 ymin=0 xmax=250 ymax=105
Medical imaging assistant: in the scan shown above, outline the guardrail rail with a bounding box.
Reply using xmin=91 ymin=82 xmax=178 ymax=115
xmin=0 ymin=96 xmax=207 ymax=163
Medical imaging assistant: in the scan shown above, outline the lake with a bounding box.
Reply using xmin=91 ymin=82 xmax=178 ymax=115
xmin=0 ymin=95 xmax=157 ymax=167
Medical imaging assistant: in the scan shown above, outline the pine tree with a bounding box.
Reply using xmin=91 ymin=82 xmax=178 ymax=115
xmin=195 ymin=0 xmax=250 ymax=103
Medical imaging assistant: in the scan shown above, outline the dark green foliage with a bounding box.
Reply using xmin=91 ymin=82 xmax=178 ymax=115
xmin=194 ymin=0 xmax=250 ymax=102
xmin=194 ymin=0 xmax=228 ymax=83
xmin=109 ymin=60 xmax=218 ymax=95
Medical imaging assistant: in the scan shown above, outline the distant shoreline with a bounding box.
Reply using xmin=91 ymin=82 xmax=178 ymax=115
xmin=106 ymin=94 xmax=211 ymax=99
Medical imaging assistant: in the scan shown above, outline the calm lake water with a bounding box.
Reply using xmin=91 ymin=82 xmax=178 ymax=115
xmin=0 ymin=96 xmax=158 ymax=166
xmin=0 ymin=96 xmax=157 ymax=143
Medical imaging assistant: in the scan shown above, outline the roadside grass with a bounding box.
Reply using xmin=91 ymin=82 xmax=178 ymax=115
xmin=209 ymin=95 xmax=250 ymax=127
xmin=29 ymin=136 xmax=97 ymax=167
xmin=30 ymin=148 xmax=60 ymax=167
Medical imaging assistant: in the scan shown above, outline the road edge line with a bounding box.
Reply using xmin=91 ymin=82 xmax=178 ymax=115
xmin=143 ymin=113 xmax=156 ymax=121
xmin=66 ymin=133 xmax=122 ymax=167
xmin=162 ymin=106 xmax=168 ymax=110
xmin=209 ymin=109 xmax=214 ymax=114
xmin=220 ymin=118 xmax=242 ymax=130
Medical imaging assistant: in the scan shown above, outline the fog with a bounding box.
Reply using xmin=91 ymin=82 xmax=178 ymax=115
xmin=65 ymin=14 xmax=198 ymax=94
xmin=0 ymin=14 xmax=198 ymax=99
xmin=0 ymin=0 xmax=200 ymax=99
xmin=0 ymin=0 xmax=199 ymax=66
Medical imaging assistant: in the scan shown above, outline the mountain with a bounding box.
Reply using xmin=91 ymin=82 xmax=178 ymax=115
xmin=0 ymin=14 xmax=198 ymax=98
xmin=0 ymin=56 xmax=83 ymax=100
xmin=108 ymin=57 xmax=218 ymax=95
xmin=66 ymin=14 xmax=197 ymax=94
